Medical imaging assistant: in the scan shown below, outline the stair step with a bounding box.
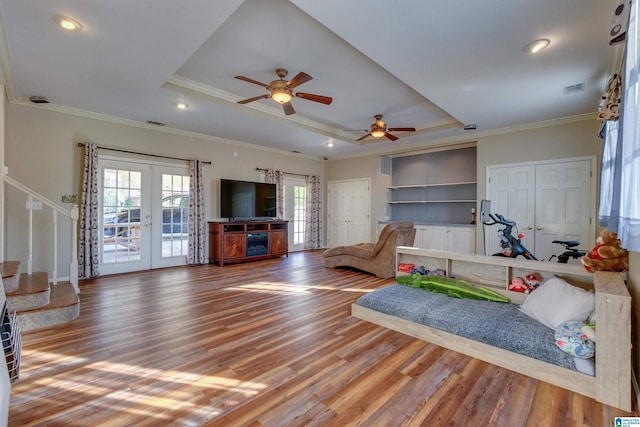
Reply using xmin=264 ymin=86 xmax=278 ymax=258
xmin=16 ymin=282 xmax=79 ymax=332
xmin=1 ymin=261 xmax=21 ymax=293
xmin=6 ymin=272 xmax=50 ymax=311
xmin=1 ymin=261 xmax=20 ymax=279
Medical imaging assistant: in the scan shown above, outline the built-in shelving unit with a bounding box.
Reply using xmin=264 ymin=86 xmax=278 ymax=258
xmin=387 ymin=146 xmax=478 ymax=224
xmin=387 ymin=181 xmax=477 ymax=204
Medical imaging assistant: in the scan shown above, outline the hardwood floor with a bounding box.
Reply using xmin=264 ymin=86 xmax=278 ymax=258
xmin=8 ymin=251 xmax=636 ymax=426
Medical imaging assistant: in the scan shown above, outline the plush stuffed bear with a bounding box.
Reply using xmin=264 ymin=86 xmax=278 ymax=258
xmin=581 ymin=230 xmax=628 ymax=272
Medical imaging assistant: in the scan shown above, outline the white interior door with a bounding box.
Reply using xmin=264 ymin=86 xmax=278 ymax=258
xmin=100 ymin=158 xmax=189 ymax=274
xmin=486 ymin=165 xmax=536 ymax=256
xmin=486 ymin=157 xmax=595 ymax=261
xmin=283 ymin=176 xmax=306 ymax=252
xmin=534 ymin=160 xmax=592 ymax=261
xmin=327 ymin=179 xmax=370 ymax=247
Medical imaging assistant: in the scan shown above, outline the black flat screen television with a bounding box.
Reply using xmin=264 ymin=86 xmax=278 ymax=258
xmin=220 ymin=179 xmax=277 ymax=220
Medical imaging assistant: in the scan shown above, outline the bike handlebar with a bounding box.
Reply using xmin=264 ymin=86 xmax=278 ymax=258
xmin=483 ymin=213 xmax=515 ymax=227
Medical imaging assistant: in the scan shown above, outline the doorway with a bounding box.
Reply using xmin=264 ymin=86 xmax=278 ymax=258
xmin=283 ymin=176 xmax=307 ymax=252
xmin=99 ymin=158 xmax=189 ymax=275
xmin=327 ymin=178 xmax=370 ymax=247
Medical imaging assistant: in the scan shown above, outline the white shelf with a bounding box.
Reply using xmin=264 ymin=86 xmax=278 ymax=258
xmin=387 ymin=181 xmax=477 ymax=190
xmin=388 ymin=199 xmax=476 ymax=204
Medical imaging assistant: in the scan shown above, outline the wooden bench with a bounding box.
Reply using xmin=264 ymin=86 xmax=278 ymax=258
xmin=352 ymin=246 xmax=631 ymax=411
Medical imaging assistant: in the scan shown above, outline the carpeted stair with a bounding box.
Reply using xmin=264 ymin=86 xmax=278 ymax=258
xmin=2 ymin=262 xmax=79 ymax=332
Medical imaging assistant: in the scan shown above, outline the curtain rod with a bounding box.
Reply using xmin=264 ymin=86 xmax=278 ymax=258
xmin=255 ymin=167 xmax=308 ymax=178
xmin=77 ymin=143 xmax=211 ymax=165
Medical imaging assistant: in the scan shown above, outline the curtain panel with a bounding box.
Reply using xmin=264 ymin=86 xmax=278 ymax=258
xmin=78 ymin=143 xmax=100 ymax=278
xmin=264 ymin=169 xmax=284 ymax=219
xmin=304 ymin=175 xmax=322 ymax=249
xmin=188 ymin=160 xmax=206 ymax=264
xmin=599 ymin=0 xmax=640 ymax=251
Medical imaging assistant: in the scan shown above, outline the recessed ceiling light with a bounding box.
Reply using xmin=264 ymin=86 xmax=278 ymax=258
xmin=54 ymin=15 xmax=83 ymax=31
xmin=176 ymin=102 xmax=188 ymax=110
xmin=523 ymin=38 xmax=550 ymax=54
xmin=327 ymin=140 xmax=334 ymax=147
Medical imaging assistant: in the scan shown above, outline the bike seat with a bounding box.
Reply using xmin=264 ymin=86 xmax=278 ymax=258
xmin=552 ymin=240 xmax=580 ymax=248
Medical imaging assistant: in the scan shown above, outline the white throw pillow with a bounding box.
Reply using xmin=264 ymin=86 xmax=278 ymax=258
xmin=519 ymin=275 xmax=595 ymax=330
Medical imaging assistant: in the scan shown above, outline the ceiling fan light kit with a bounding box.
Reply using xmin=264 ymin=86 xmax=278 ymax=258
xmin=356 ymin=114 xmax=416 ymax=142
xmin=235 ymin=68 xmax=332 ymax=115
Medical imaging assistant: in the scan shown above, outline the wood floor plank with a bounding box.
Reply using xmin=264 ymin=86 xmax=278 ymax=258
xmin=8 ymin=251 xmax=637 ymax=426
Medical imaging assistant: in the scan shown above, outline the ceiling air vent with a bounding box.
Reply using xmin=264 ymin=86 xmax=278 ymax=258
xmin=563 ymin=83 xmax=584 ymax=95
xmin=146 ymin=120 xmax=166 ymax=126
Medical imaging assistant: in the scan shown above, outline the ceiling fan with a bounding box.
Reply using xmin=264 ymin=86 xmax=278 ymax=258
xmin=234 ymin=68 xmax=333 ymax=115
xmin=356 ymin=114 xmax=416 ymax=142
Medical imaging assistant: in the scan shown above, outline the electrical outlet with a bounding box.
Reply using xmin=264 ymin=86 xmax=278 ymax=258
xmin=26 ymin=201 xmax=43 ymax=210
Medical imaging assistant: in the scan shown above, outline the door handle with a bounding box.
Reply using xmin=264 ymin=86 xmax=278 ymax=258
xmin=144 ymin=222 xmax=151 ymax=227
xmin=526 ymin=226 xmax=532 ymax=230
xmin=536 ymin=226 xmax=543 ymax=230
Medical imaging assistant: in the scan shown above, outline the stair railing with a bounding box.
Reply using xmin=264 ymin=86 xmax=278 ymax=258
xmin=3 ymin=176 xmax=78 ymax=293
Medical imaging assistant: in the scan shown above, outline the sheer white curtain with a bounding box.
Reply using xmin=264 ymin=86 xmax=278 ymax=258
xmin=188 ymin=160 xmax=206 ymax=264
xmin=78 ymin=143 xmax=100 ymax=278
xmin=600 ymin=0 xmax=640 ymax=251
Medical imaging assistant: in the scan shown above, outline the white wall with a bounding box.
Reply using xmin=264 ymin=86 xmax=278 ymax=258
xmin=5 ymin=103 xmax=324 ymax=275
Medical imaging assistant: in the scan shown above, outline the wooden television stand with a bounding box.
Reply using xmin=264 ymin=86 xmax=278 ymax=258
xmin=208 ymin=220 xmax=288 ymax=266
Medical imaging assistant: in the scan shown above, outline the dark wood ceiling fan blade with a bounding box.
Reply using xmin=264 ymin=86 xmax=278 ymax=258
xmin=288 ymin=72 xmax=313 ymax=88
xmin=387 ymin=127 xmax=416 ymax=132
xmin=283 ymin=101 xmax=295 ymax=115
xmin=295 ymin=92 xmax=333 ymax=105
xmin=235 ymin=75 xmax=270 ymax=89
xmin=384 ymin=132 xmax=399 ymax=141
xmin=356 ymin=133 xmax=371 ymax=142
xmin=237 ymin=94 xmax=270 ymax=104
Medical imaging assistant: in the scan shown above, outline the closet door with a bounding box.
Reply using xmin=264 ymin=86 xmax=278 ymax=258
xmin=486 ymin=165 xmax=536 ymax=256
xmin=534 ymin=160 xmax=592 ymax=260
xmin=327 ymin=179 xmax=370 ymax=247
xmin=486 ymin=157 xmax=595 ymax=261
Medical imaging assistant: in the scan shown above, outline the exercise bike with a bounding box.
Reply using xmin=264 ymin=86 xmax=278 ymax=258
xmin=483 ymin=213 xmax=586 ymax=263
xmin=548 ymin=240 xmax=587 ymax=264
xmin=483 ymin=213 xmax=537 ymax=260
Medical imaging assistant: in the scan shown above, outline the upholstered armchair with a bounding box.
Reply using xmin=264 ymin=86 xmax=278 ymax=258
xmin=322 ymin=221 xmax=416 ymax=278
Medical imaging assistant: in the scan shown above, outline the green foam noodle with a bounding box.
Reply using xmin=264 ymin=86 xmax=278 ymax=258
xmin=397 ymin=274 xmax=510 ymax=303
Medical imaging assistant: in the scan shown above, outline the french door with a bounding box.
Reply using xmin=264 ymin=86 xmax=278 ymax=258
xmin=283 ymin=176 xmax=306 ymax=252
xmin=99 ymin=158 xmax=189 ymax=275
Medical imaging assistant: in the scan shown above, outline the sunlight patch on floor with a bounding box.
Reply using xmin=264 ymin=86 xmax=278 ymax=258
xmin=230 ymin=281 xmax=377 ymax=295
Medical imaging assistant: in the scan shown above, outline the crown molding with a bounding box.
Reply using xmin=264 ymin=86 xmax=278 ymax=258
xmin=10 ymin=98 xmax=322 ymax=161
xmin=326 ymin=112 xmax=597 ymax=161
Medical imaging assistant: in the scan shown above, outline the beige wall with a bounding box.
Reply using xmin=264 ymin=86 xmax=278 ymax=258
xmin=5 ymin=103 xmax=324 ymax=276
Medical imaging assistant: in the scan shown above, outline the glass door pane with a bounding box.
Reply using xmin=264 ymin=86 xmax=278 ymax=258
xmin=151 ymin=166 xmax=190 ymax=269
xmin=284 ymin=177 xmax=306 ymax=252
xmin=100 ymin=160 xmax=151 ymax=274
xmin=160 ymin=173 xmax=190 ymax=258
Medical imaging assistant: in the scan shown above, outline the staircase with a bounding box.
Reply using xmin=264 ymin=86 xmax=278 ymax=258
xmin=2 ymin=261 xmax=79 ymax=332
